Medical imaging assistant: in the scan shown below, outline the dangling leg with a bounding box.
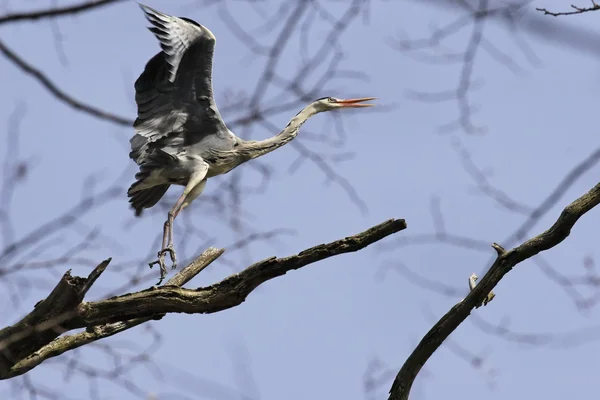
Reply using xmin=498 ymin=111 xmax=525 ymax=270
xmin=163 ymin=178 xmax=207 ymax=266
xmin=150 ymin=192 xmax=185 ymax=280
xmin=149 ymin=163 xmax=208 ymax=283
xmin=153 ymin=193 xmax=186 ymax=269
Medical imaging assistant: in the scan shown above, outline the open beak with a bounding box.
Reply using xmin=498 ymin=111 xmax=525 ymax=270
xmin=336 ymin=97 xmax=377 ymax=108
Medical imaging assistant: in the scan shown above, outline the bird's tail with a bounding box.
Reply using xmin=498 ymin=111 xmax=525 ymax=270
xmin=128 ymin=182 xmax=170 ymax=217
xmin=128 ymin=150 xmax=177 ymax=216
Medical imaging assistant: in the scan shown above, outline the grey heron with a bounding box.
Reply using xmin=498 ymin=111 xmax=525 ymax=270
xmin=128 ymin=4 xmax=376 ymax=282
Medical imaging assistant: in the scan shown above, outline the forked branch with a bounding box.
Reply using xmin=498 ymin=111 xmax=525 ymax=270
xmin=0 ymin=218 xmax=407 ymax=379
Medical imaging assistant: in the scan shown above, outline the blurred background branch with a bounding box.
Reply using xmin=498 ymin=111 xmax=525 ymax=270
xmin=0 ymin=0 xmax=599 ymax=399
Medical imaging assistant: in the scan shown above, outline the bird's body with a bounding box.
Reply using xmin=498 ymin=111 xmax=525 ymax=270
xmin=127 ymin=9 xmax=235 ymax=212
xmin=129 ymin=4 xmax=375 ymax=282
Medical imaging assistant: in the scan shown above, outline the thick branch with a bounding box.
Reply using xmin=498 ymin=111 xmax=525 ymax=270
xmin=0 ymin=258 xmax=111 ymax=378
xmin=388 ymin=182 xmax=600 ymax=400
xmin=0 ymin=219 xmax=406 ymax=379
xmin=4 ymin=248 xmax=225 ymax=378
xmin=75 ymin=219 xmax=406 ymax=324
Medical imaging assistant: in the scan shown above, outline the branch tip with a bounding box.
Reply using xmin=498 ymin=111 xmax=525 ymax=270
xmin=164 ymin=247 xmax=225 ymax=287
xmin=78 ymin=258 xmax=112 ymax=298
xmin=491 ymin=242 xmax=505 ymax=256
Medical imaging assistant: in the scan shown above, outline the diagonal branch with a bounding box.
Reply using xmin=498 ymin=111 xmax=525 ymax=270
xmin=76 ymin=218 xmax=406 ymax=324
xmin=388 ymin=181 xmax=600 ymax=400
xmin=0 ymin=39 xmax=132 ymax=127
xmin=0 ymin=218 xmax=406 ymax=379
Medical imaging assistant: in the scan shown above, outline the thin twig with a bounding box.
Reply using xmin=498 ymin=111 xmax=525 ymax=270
xmin=0 ymin=39 xmax=132 ymax=126
xmin=0 ymin=0 xmax=125 ymax=25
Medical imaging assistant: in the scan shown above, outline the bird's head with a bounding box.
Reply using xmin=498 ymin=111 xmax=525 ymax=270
xmin=313 ymin=96 xmax=377 ymax=112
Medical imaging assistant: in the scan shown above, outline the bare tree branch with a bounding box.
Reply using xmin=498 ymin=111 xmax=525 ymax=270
xmin=387 ymin=181 xmax=600 ymax=400
xmin=507 ymin=147 xmax=600 ymax=244
xmin=537 ymin=1 xmax=600 ymax=17
xmin=0 ymin=38 xmax=132 ymax=127
xmin=0 ymin=218 xmax=406 ymax=379
xmin=0 ymin=0 xmax=125 ymax=25
xmin=5 ymin=247 xmax=225 ymax=378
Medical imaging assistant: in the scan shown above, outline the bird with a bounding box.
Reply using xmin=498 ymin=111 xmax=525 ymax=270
xmin=128 ymin=3 xmax=376 ymax=283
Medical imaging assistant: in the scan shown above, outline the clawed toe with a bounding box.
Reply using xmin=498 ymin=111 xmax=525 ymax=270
xmin=160 ymin=245 xmax=177 ymax=269
xmin=149 ymin=254 xmax=168 ymax=285
xmin=148 ymin=245 xmax=178 ymax=284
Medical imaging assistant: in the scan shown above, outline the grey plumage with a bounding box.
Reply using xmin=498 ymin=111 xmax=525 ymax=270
xmin=130 ymin=184 xmax=170 ymax=216
xmin=128 ymin=4 xmax=375 ymax=282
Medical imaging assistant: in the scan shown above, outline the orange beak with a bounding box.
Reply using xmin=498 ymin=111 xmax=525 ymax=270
xmin=336 ymin=97 xmax=377 ymax=108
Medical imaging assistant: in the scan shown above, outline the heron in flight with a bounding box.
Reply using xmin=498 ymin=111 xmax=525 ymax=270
xmin=128 ymin=4 xmax=376 ymax=282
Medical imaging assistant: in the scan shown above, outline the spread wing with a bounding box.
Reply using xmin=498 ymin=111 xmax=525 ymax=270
xmin=130 ymin=4 xmax=219 ymax=165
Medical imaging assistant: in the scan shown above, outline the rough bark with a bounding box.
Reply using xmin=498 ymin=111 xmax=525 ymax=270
xmin=0 ymin=218 xmax=407 ymax=379
xmin=388 ymin=182 xmax=600 ymax=400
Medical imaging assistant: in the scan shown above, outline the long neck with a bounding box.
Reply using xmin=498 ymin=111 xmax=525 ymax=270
xmin=240 ymin=104 xmax=319 ymax=160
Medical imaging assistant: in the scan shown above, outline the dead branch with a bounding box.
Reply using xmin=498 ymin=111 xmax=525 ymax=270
xmin=0 ymin=218 xmax=406 ymax=380
xmin=4 ymin=248 xmax=224 ymax=378
xmin=387 ymin=181 xmax=600 ymax=400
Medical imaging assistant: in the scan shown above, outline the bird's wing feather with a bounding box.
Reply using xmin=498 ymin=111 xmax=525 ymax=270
xmin=130 ymin=4 xmax=218 ymax=165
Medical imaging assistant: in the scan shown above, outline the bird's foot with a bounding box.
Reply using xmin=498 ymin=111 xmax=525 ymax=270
xmin=149 ymin=245 xmax=177 ymax=284
xmin=161 ymin=244 xmax=177 ymax=268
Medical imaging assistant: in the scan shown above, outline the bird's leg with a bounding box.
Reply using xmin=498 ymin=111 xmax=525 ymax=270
xmin=149 ymin=167 xmax=208 ymax=283
xmin=172 ymin=179 xmax=207 ymax=218
xmin=149 ymin=193 xmax=186 ymax=282
xmin=163 ymin=200 xmax=182 ymax=264
xmin=170 ymin=179 xmax=205 ymax=221
xmin=161 ymin=179 xmax=208 ymax=269
xmin=149 ymin=216 xmax=176 ymax=284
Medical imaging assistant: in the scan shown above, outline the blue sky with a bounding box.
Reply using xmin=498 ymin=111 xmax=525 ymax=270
xmin=1 ymin=0 xmax=600 ymax=399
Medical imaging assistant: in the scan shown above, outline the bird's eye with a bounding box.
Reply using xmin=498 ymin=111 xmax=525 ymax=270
xmin=327 ymin=97 xmax=335 ymax=102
